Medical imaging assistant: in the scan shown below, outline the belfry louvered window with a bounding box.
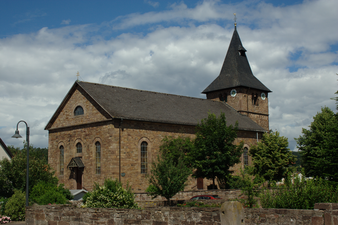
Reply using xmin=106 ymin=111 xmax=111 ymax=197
xmin=96 ymin=142 xmax=101 ymax=174
xmin=141 ymin=142 xmax=148 ymax=174
xmin=243 ymin=147 xmax=249 ymax=167
xmin=60 ymin=146 xmax=64 ymax=175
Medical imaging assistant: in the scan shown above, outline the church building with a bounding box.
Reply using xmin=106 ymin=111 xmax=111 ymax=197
xmin=45 ymin=26 xmax=271 ymax=192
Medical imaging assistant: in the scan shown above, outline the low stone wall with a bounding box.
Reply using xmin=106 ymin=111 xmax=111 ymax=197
xmin=25 ymin=203 xmax=338 ymax=225
xmin=25 ymin=204 xmax=221 ymax=225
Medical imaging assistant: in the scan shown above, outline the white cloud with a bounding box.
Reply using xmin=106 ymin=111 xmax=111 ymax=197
xmin=144 ymin=0 xmax=159 ymax=8
xmin=61 ymin=19 xmax=71 ymax=25
xmin=0 ymin=0 xmax=337 ymax=150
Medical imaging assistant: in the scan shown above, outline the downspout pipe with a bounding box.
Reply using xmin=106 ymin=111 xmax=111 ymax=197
xmin=119 ymin=118 xmax=123 ymax=183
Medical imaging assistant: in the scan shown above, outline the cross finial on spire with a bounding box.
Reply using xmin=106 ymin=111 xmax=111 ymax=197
xmin=76 ymin=71 xmax=80 ymax=81
xmin=234 ymin=13 xmax=237 ymax=27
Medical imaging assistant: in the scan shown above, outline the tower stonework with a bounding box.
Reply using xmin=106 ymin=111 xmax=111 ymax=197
xmin=203 ymin=26 xmax=271 ymax=131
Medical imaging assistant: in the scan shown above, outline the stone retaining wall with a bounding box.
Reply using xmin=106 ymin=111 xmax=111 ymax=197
xmin=25 ymin=203 xmax=338 ymax=225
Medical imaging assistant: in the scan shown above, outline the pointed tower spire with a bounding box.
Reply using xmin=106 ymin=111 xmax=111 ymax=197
xmin=202 ymin=26 xmax=271 ymax=131
xmin=203 ymin=27 xmax=271 ymax=94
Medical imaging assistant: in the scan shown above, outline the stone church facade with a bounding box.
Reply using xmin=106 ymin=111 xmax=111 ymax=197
xmin=45 ymin=26 xmax=271 ymax=192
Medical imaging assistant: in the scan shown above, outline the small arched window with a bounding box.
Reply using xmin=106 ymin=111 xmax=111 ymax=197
xmin=60 ymin=146 xmax=64 ymax=175
xmin=141 ymin=142 xmax=148 ymax=174
xmin=96 ymin=142 xmax=101 ymax=174
xmin=74 ymin=106 xmax=84 ymax=116
xmin=243 ymin=147 xmax=249 ymax=167
xmin=76 ymin=142 xmax=82 ymax=153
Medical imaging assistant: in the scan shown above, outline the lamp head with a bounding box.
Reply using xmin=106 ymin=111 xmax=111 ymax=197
xmin=12 ymin=130 xmax=22 ymax=139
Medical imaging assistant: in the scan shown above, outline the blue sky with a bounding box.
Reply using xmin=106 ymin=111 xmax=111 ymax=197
xmin=0 ymin=0 xmax=337 ymax=151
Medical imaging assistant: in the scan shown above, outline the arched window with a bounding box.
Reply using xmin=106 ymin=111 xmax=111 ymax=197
xmin=243 ymin=147 xmax=249 ymax=167
xmin=76 ymin=143 xmax=82 ymax=153
xmin=74 ymin=106 xmax=84 ymax=116
xmin=96 ymin=142 xmax=101 ymax=174
xmin=60 ymin=146 xmax=64 ymax=175
xmin=141 ymin=141 xmax=148 ymax=174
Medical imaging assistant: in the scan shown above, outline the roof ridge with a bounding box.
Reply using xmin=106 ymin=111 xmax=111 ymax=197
xmin=79 ymin=81 xmax=210 ymax=102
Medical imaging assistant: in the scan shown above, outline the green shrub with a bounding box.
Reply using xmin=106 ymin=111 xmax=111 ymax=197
xmin=84 ymin=178 xmax=139 ymax=209
xmin=5 ymin=190 xmax=25 ymax=221
xmin=30 ymin=181 xmax=72 ymax=205
xmin=0 ymin=197 xmax=9 ymax=216
xmin=260 ymin=175 xmax=338 ymax=209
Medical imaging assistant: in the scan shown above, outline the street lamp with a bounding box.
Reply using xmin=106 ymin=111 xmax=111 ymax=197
xmin=12 ymin=120 xmax=30 ymax=207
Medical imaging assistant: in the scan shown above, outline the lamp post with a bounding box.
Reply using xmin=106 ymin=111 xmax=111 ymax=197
xmin=12 ymin=120 xmax=30 ymax=207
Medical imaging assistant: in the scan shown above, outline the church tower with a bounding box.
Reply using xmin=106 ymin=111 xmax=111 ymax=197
xmin=202 ymin=26 xmax=271 ymax=131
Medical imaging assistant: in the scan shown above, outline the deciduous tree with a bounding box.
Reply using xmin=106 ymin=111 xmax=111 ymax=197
xmin=296 ymin=107 xmax=338 ymax=182
xmin=250 ymin=131 xmax=295 ymax=185
xmin=190 ymin=112 xmax=243 ymax=189
xmin=146 ymin=155 xmax=192 ymax=204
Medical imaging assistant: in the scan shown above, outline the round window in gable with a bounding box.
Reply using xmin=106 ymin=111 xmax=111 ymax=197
xmin=74 ymin=106 xmax=84 ymax=116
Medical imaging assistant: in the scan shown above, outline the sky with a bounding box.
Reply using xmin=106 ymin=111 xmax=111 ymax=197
xmin=0 ymin=0 xmax=337 ymax=151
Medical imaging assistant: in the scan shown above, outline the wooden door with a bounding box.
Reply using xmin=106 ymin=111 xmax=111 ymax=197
xmin=76 ymin=168 xmax=83 ymax=189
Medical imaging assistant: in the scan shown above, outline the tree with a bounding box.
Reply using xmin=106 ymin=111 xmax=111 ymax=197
xmin=159 ymin=136 xmax=194 ymax=166
xmin=146 ymin=155 xmax=192 ymax=204
xmin=7 ymin=143 xmax=48 ymax=164
xmin=190 ymin=112 xmax=243 ymax=189
xmin=0 ymin=148 xmax=57 ymax=198
xmin=250 ymin=131 xmax=295 ymax=185
xmin=296 ymin=107 xmax=338 ymax=182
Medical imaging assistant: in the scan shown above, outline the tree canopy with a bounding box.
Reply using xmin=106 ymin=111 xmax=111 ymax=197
xmin=0 ymin=145 xmax=57 ymax=198
xmin=147 ymin=136 xmax=192 ymax=203
xmin=189 ymin=112 xmax=243 ymax=188
xmin=250 ymin=131 xmax=295 ymax=184
xmin=296 ymin=107 xmax=338 ymax=182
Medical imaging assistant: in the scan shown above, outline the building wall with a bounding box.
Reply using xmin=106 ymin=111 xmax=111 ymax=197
xmin=48 ymin=86 xmax=262 ymax=192
xmin=0 ymin=145 xmax=11 ymax=161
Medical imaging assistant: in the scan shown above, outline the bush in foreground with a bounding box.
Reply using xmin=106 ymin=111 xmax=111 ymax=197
xmin=4 ymin=190 xmax=25 ymax=221
xmin=30 ymin=181 xmax=72 ymax=205
xmin=83 ymin=179 xmax=139 ymax=209
xmin=260 ymin=175 xmax=338 ymax=209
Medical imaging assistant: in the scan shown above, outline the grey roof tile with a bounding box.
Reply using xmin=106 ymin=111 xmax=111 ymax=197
xmin=78 ymin=81 xmax=265 ymax=132
xmin=203 ymin=27 xmax=271 ymax=93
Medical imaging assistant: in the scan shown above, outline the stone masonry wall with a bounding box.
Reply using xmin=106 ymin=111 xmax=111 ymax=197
xmin=25 ymin=203 xmax=338 ymax=225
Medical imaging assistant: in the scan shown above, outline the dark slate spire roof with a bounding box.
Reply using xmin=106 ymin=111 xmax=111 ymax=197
xmin=203 ymin=27 xmax=271 ymax=93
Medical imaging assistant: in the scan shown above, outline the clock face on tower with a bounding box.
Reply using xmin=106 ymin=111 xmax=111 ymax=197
xmin=230 ymin=89 xmax=237 ymax=97
xmin=261 ymin=93 xmax=266 ymax=100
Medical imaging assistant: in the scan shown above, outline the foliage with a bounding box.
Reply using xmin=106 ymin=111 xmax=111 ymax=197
xmin=159 ymin=136 xmax=194 ymax=166
xmin=177 ymin=201 xmax=222 ymax=208
xmin=236 ymin=167 xmax=263 ymax=208
xmin=7 ymin=143 xmax=48 ymax=165
xmin=260 ymin=174 xmax=338 ymax=209
xmin=84 ymin=178 xmax=139 ymax=209
xmin=30 ymin=181 xmax=72 ymax=205
xmin=0 ymin=197 xmax=9 ymax=217
xmin=190 ymin=112 xmax=243 ymax=188
xmin=296 ymin=107 xmax=338 ymax=182
xmin=226 ymin=175 xmax=244 ymax=189
xmin=0 ymin=215 xmax=11 ymax=224
xmin=146 ymin=154 xmax=192 ymax=204
xmin=4 ymin=190 xmax=25 ymax=221
xmin=250 ymin=131 xmax=295 ymax=185
xmin=0 ymin=147 xmax=57 ymax=198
